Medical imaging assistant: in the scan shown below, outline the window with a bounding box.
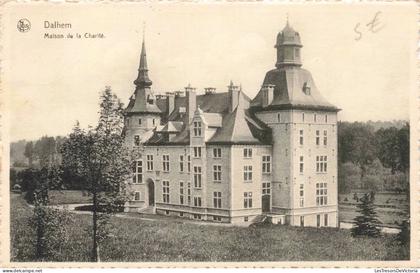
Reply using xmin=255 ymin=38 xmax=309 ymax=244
xmin=244 ymin=165 xmax=253 ymax=182
xmin=300 ymin=216 xmax=304 ymax=227
xmin=146 ymin=155 xmax=154 ymax=171
xmin=299 ymin=184 xmax=304 ymax=207
xmin=244 ymin=216 xmax=249 ymax=222
xmin=138 ymin=119 xmax=142 ymax=125
xmin=193 ymin=147 xmax=202 ymax=158
xmin=314 ymin=114 xmax=317 ymax=122
xmin=316 ymin=182 xmax=328 ymax=206
xmin=180 ymin=212 xmax=184 ymax=217
xmin=262 ymin=182 xmax=271 ymax=195
xmin=213 ymin=216 xmax=222 ymax=222
xmin=244 ymin=192 xmax=253 ymax=208
xmin=187 ymin=182 xmax=191 ymax=204
xmin=323 ymin=130 xmax=328 ymax=146
xmin=163 ymin=155 xmax=170 ymax=172
xmin=316 ymin=156 xmax=328 ymax=173
xmin=213 ymin=165 xmax=222 ymax=182
xmin=243 ymin=148 xmax=252 ymax=158
xmin=213 ymin=192 xmax=222 ymax=208
xmin=152 ymin=119 xmax=156 ymax=126
xmin=302 ymin=113 xmax=305 ymax=122
xmin=262 ymin=155 xmax=271 ymax=174
xmin=165 ymin=210 xmax=169 ymax=215
xmin=213 ymin=148 xmax=222 ymax=158
xmin=193 ymin=214 xmax=202 ymax=220
xmin=193 ymin=121 xmax=202 ymax=136
xmin=278 ymin=113 xmax=281 ymax=122
xmin=299 ymin=130 xmax=304 ymax=145
xmin=193 ymin=196 xmax=202 ymax=207
xmin=179 ymin=155 xmax=184 ymax=172
xmin=316 ymin=130 xmax=320 ymax=145
xmin=193 ymin=166 xmax=202 ymax=188
xmin=134 ymin=191 xmax=140 ymax=201
xmin=317 ymin=214 xmax=321 ymax=227
xmin=134 ymin=135 xmax=140 ymax=146
xmin=132 ymin=160 xmax=143 ymax=184
xmin=324 ymin=214 xmax=329 ymax=226
xmin=299 ymin=156 xmax=304 ymax=173
xmin=295 ymin=48 xmax=300 ymax=58
xmin=179 ymin=182 xmax=185 ymax=205
xmin=162 ymin=180 xmax=170 ymax=203
xmin=187 ymin=155 xmax=191 ymax=173
xmin=325 ymin=115 xmax=328 ymax=123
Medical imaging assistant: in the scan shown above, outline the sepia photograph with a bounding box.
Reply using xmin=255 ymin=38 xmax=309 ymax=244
xmin=1 ymin=2 xmax=417 ymax=266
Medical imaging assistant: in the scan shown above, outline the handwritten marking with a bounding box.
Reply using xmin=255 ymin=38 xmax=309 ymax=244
xmin=354 ymin=11 xmax=385 ymax=41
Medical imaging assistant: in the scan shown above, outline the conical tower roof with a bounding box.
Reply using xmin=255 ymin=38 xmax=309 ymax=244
xmin=134 ymin=37 xmax=153 ymax=88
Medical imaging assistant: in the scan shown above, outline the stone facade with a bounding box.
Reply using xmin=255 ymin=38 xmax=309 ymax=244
xmin=123 ymin=22 xmax=340 ymax=227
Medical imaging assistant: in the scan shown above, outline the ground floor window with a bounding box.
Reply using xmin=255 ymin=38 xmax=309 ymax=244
xmin=162 ymin=180 xmax=170 ymax=203
xmin=244 ymin=192 xmax=253 ymax=208
xmin=300 ymin=216 xmax=304 ymax=227
xmin=134 ymin=191 xmax=140 ymax=201
xmin=317 ymin=214 xmax=321 ymax=227
xmin=193 ymin=214 xmax=202 ymax=220
xmin=244 ymin=216 xmax=249 ymax=222
xmin=324 ymin=214 xmax=328 ymax=226
xmin=213 ymin=216 xmax=222 ymax=222
xmin=194 ymin=196 xmax=202 ymax=207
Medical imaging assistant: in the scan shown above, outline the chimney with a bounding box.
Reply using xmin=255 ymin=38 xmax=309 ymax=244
xmin=185 ymin=84 xmax=196 ymax=126
xmin=166 ymin=92 xmax=175 ymax=117
xmin=228 ymin=81 xmax=240 ymax=112
xmin=204 ymin=87 xmax=216 ymax=95
xmin=261 ymin=84 xmax=275 ymax=107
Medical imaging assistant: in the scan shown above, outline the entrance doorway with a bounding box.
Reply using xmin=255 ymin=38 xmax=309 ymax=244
xmin=262 ymin=195 xmax=270 ymax=212
xmin=147 ymin=180 xmax=155 ymax=206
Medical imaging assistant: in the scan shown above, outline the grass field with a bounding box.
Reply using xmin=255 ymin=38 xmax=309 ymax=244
xmin=48 ymin=190 xmax=92 ymax=205
xmin=339 ymin=192 xmax=409 ymax=227
xmin=10 ymin=193 xmax=409 ymax=262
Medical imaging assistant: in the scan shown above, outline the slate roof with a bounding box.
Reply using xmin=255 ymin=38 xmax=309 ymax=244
xmin=250 ymin=67 xmax=339 ymax=112
xmin=144 ymin=90 xmax=271 ymax=146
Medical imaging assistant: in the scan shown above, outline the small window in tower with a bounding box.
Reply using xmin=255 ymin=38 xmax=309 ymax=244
xmin=295 ymin=48 xmax=300 ymax=58
xmin=139 ymin=119 xmax=142 ymax=125
xmin=303 ymin=82 xmax=311 ymax=95
xmin=152 ymin=119 xmax=155 ymax=126
xmin=147 ymin=94 xmax=155 ymax=104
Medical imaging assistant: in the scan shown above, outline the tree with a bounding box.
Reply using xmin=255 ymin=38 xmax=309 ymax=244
xmin=362 ymin=159 xmax=386 ymax=191
xmin=60 ymin=87 xmax=133 ymax=262
xmin=338 ymin=122 xmax=377 ymax=174
xmin=351 ymin=193 xmax=382 ymax=237
xmin=338 ymin=162 xmax=362 ymax=193
xmin=24 ymin=141 xmax=35 ymax=167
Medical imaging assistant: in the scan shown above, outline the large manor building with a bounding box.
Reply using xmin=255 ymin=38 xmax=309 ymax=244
xmin=123 ymin=22 xmax=340 ymax=227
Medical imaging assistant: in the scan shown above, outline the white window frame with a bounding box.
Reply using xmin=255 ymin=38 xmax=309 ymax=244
xmin=299 ymin=130 xmax=304 ymax=145
xmin=193 ymin=166 xmax=202 ymax=188
xmin=243 ymin=165 xmax=253 ymax=182
xmin=262 ymin=182 xmax=271 ymax=196
xmin=213 ymin=164 xmax=222 ymax=182
xmin=316 ymin=182 xmax=328 ymax=206
xmin=179 ymin=155 xmax=184 ymax=172
xmin=193 ymin=196 xmax=202 ymax=207
xmin=316 ymin=156 xmax=328 ymax=173
xmin=299 ymin=156 xmax=304 ymax=174
xmin=299 ymin=184 xmax=304 ymax=207
xmin=213 ymin=148 xmax=222 ymax=158
xmin=193 ymin=121 xmax=202 ymax=137
xmin=162 ymin=180 xmax=170 ymax=203
xmin=179 ymin=181 xmax=185 ymax=205
xmin=213 ymin=192 xmax=222 ymax=208
xmin=132 ymin=160 xmax=143 ymax=184
xmin=262 ymin=155 xmax=271 ymax=174
xmin=134 ymin=191 xmax=141 ymax=201
xmin=323 ymin=130 xmax=328 ymax=146
xmin=243 ymin=148 xmax=253 ymax=158
xmin=146 ymin=154 xmax=154 ymax=171
xmin=162 ymin=154 xmax=170 ymax=172
xmin=193 ymin=147 xmax=202 ymax=158
xmin=134 ymin=135 xmax=140 ymax=146
xmin=244 ymin=192 xmax=253 ymax=208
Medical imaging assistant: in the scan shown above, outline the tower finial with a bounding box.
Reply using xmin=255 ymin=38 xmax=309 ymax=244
xmin=134 ymin=26 xmax=152 ymax=88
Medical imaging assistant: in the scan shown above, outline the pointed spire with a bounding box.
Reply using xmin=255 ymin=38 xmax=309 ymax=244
xmin=134 ymin=27 xmax=152 ymax=88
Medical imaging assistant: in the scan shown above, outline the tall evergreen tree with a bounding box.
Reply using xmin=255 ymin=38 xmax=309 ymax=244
xmin=351 ymin=193 xmax=382 ymax=237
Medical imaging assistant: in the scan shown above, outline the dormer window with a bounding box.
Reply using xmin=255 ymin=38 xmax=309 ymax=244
xmin=146 ymin=94 xmax=155 ymax=104
xmin=303 ymin=82 xmax=311 ymax=95
xmin=193 ymin=121 xmax=202 ymax=137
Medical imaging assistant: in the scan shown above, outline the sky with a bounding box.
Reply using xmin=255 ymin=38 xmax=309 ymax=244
xmin=3 ymin=2 xmax=417 ymax=141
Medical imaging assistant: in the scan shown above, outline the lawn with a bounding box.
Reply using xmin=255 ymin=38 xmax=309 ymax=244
xmin=11 ymin=193 xmax=409 ymax=262
xmin=48 ymin=190 xmax=92 ymax=205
